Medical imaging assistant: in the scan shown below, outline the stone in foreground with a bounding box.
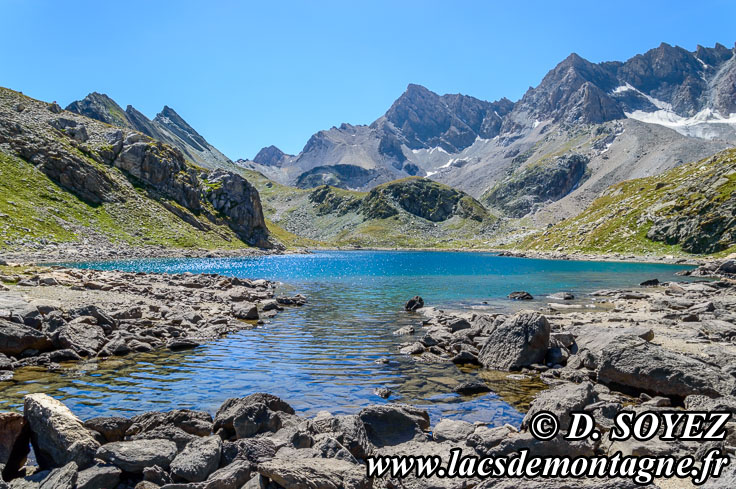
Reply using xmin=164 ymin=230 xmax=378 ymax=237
xmin=258 ymin=458 xmax=371 ymax=489
xmin=478 ymin=311 xmax=550 ymax=370
xmin=95 ymin=439 xmax=177 ymax=473
xmin=23 ymin=394 xmax=99 ymax=470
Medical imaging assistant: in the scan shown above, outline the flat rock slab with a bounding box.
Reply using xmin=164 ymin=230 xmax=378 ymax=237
xmin=258 ymin=458 xmax=371 ymax=489
xmin=96 ymin=439 xmax=177 ymax=473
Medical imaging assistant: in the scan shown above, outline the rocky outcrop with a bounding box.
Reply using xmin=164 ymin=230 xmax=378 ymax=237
xmin=204 ymin=170 xmax=270 ymax=247
xmin=483 ymin=153 xmax=589 ymax=217
xmin=645 ymin=151 xmax=736 ymax=253
xmin=66 ymin=93 xmax=232 ymax=170
xmin=362 ymin=177 xmax=490 ymax=222
xmin=478 ymin=311 xmax=551 ymax=370
xmin=0 ymin=88 xmax=273 ymax=249
xmin=23 ymin=394 xmax=99 ymax=469
xmin=376 ymin=83 xmax=515 ymax=152
xmin=525 ymin=147 xmax=736 ymax=254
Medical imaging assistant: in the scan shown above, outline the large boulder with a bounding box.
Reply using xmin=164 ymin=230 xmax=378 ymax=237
xmin=126 ymin=409 xmax=213 ymax=437
xmin=170 ymin=435 xmax=221 ymax=482
xmin=53 ymin=322 xmax=106 ymax=356
xmin=597 ymin=337 xmax=733 ymax=397
xmin=0 ymin=412 xmax=29 ymax=480
xmin=213 ymin=394 xmax=294 ymax=438
xmin=0 ymin=321 xmax=52 ymax=355
xmin=258 ymin=457 xmax=371 ymax=489
xmin=358 ymin=405 xmax=428 ymax=447
xmin=304 ymin=414 xmax=372 ymax=459
xmin=521 ymin=382 xmax=596 ymax=431
xmin=478 ymin=311 xmax=551 ymax=370
xmin=23 ymin=394 xmax=100 ymax=470
xmin=233 ymin=403 xmax=281 ymax=439
xmin=96 ymin=439 xmax=178 ymax=473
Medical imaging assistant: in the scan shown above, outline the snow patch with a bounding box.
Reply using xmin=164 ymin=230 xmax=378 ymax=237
xmin=695 ymin=56 xmax=709 ymax=69
xmin=533 ymin=119 xmax=541 ymax=128
xmin=611 ymin=83 xmax=671 ymax=110
xmin=625 ymin=107 xmax=736 ymax=138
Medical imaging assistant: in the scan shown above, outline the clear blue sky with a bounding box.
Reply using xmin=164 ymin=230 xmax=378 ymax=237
xmin=2 ymin=1 xmax=735 ymax=159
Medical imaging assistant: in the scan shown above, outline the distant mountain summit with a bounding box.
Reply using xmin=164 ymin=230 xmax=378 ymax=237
xmin=243 ymin=41 xmax=736 ymax=227
xmin=66 ymin=93 xmax=232 ymax=170
xmin=252 ymin=145 xmax=291 ymax=167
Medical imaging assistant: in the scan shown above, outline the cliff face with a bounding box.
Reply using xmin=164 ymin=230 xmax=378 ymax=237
xmin=0 ymin=88 xmax=272 ymax=249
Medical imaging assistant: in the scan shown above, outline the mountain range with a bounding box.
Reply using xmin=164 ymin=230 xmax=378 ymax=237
xmin=4 ymin=40 xmax=735 ymax=255
xmin=234 ymin=41 xmax=736 ymax=223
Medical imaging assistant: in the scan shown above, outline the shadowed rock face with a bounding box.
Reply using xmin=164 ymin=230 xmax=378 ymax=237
xmin=483 ymin=154 xmax=589 ymax=217
xmin=205 ymin=170 xmax=270 ymax=248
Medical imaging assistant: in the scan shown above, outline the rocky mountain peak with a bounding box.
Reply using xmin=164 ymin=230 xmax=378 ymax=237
xmin=65 ymin=93 xmax=132 ymax=129
xmin=253 ymin=145 xmax=288 ymax=166
xmin=380 ymin=83 xmax=512 ymax=152
xmin=66 ymin=94 xmax=232 ymax=170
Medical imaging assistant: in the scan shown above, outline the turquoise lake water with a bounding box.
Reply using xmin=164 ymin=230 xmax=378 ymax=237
xmin=0 ymin=251 xmax=694 ymax=426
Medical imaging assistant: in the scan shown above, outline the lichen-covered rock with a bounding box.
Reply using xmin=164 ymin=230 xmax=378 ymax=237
xmin=204 ymin=170 xmax=270 ymax=247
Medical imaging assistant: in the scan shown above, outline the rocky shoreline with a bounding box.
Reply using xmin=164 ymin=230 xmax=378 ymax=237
xmin=1 ymin=257 xmax=736 ymax=488
xmin=0 ymin=264 xmax=306 ymax=383
xmin=0 ymin=242 xmax=296 ymax=266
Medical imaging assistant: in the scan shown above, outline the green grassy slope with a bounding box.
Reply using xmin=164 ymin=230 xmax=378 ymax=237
xmin=0 ymin=150 xmax=250 ymax=250
xmin=242 ymin=171 xmax=499 ymax=248
xmin=517 ymin=148 xmax=736 ymax=256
